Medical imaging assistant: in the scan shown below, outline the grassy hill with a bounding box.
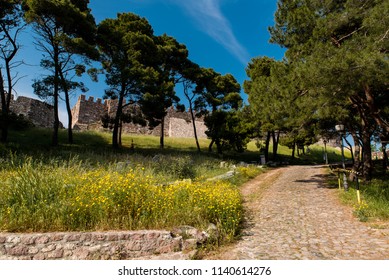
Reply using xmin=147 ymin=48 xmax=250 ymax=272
xmin=4 ymin=127 xmax=348 ymax=164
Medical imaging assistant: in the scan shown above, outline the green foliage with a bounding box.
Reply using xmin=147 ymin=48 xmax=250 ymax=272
xmin=244 ymin=56 xmax=314 ymax=160
xmin=138 ymin=35 xmax=194 ymax=149
xmin=97 ymin=12 xmax=158 ymax=148
xmin=265 ymin=0 xmax=389 ymax=179
xmin=204 ymin=109 xmax=253 ymax=154
xmin=3 ymin=111 xmax=33 ymax=130
xmin=194 ymin=68 xmax=242 ymax=154
xmin=0 ymin=0 xmax=23 ymax=27
xmin=23 ymin=0 xmax=98 ymax=145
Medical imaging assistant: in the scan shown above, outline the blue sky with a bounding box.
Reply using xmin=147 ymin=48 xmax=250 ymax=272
xmin=14 ymin=0 xmax=285 ymax=125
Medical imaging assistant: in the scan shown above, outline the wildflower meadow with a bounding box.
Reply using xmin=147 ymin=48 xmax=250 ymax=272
xmin=0 ymin=151 xmax=261 ymax=242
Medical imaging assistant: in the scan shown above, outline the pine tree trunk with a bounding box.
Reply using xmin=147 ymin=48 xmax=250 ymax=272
xmin=208 ymin=139 xmax=215 ymax=152
xmin=60 ymin=72 xmax=73 ymax=144
xmin=0 ymin=69 xmax=8 ymax=143
xmin=112 ymin=94 xmax=124 ymax=149
xmin=364 ymin=84 xmax=389 ymax=135
xmin=272 ymin=130 xmax=280 ymax=160
xmin=189 ymin=103 xmax=201 ymax=152
xmin=264 ymin=131 xmax=271 ymax=162
xmin=216 ymin=139 xmax=222 ymax=154
xmin=52 ymin=52 xmax=60 ymax=147
xmin=52 ymin=89 xmax=59 ymax=146
xmin=361 ymin=131 xmax=372 ymax=181
xmin=291 ymin=141 xmax=296 ymax=159
xmin=119 ymin=119 xmax=123 ymax=147
xmin=350 ymin=132 xmax=361 ymax=181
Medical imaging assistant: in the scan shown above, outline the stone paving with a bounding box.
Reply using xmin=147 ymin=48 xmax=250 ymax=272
xmin=209 ymin=165 xmax=389 ymax=260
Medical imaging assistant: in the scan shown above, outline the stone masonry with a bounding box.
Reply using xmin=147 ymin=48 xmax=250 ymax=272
xmin=0 ymin=230 xmax=183 ymax=260
xmin=1 ymin=94 xmax=207 ymax=138
xmin=71 ymin=94 xmax=207 ymax=138
xmin=1 ymin=95 xmax=62 ymax=128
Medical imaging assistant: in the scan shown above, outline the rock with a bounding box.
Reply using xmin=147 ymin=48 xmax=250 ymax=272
xmin=206 ymin=223 xmax=219 ymax=241
xmin=116 ymin=161 xmax=131 ymax=170
xmin=152 ymin=155 xmax=161 ymax=162
xmin=183 ymin=239 xmax=198 ymax=251
xmin=171 ymin=226 xmax=208 ymax=245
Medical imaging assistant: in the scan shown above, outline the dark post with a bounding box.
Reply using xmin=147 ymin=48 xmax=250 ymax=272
xmin=323 ymin=139 xmax=328 ymax=165
xmin=335 ymin=124 xmax=349 ymax=191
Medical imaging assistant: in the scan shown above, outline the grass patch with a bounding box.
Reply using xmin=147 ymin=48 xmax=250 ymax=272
xmin=0 ymin=128 xmax=265 ymax=243
xmin=338 ymin=177 xmax=389 ymax=223
xmin=325 ymin=165 xmax=389 ymax=224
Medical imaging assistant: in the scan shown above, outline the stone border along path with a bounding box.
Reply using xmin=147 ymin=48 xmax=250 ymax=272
xmin=205 ymin=165 xmax=389 ymax=260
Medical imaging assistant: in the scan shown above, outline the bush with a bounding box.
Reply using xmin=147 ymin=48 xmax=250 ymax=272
xmin=0 ymin=111 xmax=33 ymax=131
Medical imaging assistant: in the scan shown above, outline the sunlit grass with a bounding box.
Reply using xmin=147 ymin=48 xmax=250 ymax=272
xmin=1 ymin=128 xmax=264 ymax=242
xmin=0 ymin=154 xmax=259 ymax=243
xmin=339 ymin=177 xmax=389 ymax=223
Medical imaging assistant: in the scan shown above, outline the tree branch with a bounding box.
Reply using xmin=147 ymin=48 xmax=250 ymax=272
xmin=378 ymin=28 xmax=389 ymax=43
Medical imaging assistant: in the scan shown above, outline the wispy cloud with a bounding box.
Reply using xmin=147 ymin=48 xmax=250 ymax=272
xmin=168 ymin=0 xmax=250 ymax=65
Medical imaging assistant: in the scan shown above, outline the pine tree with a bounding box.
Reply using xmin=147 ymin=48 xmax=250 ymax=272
xmin=24 ymin=0 xmax=97 ymax=145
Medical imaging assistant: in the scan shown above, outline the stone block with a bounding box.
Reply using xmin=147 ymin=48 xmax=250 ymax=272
xmin=21 ymin=236 xmax=37 ymax=245
xmin=63 ymin=243 xmax=76 ymax=251
xmin=106 ymin=233 xmax=119 ymax=241
xmin=8 ymin=245 xmax=29 ymax=256
xmin=65 ymin=234 xmax=81 ymax=242
xmin=41 ymin=244 xmax=57 ymax=253
xmin=92 ymin=233 xmax=106 ymax=241
xmin=6 ymin=236 xmax=21 ymax=244
xmin=35 ymin=235 xmax=50 ymax=244
xmin=0 ymin=245 xmax=6 ymax=255
xmin=33 ymin=253 xmax=46 ymax=260
xmin=28 ymin=247 xmax=39 ymax=254
xmin=47 ymin=249 xmax=64 ymax=259
xmin=72 ymin=248 xmax=90 ymax=260
xmin=79 ymin=233 xmax=92 ymax=242
xmin=129 ymin=241 xmax=143 ymax=252
xmin=52 ymin=233 xmax=65 ymax=242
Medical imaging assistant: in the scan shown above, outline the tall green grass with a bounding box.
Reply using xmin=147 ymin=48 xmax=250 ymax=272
xmin=0 ymin=150 xmax=262 ymax=242
xmin=339 ymin=177 xmax=389 ymax=223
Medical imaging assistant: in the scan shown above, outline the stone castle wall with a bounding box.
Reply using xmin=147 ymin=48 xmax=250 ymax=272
xmin=1 ymin=95 xmax=61 ymax=128
xmin=71 ymin=95 xmax=207 ymax=138
xmin=1 ymin=94 xmax=207 ymax=138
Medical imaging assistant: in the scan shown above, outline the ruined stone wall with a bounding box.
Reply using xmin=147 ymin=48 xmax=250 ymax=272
xmin=1 ymin=95 xmax=61 ymax=128
xmin=71 ymin=95 xmax=207 ymax=138
xmin=168 ymin=118 xmax=207 ymax=138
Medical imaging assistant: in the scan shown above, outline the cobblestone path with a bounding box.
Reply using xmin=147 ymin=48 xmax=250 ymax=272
xmin=208 ymin=165 xmax=389 ymax=260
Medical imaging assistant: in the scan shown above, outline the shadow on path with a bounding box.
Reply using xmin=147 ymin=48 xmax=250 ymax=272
xmin=294 ymin=173 xmax=338 ymax=189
